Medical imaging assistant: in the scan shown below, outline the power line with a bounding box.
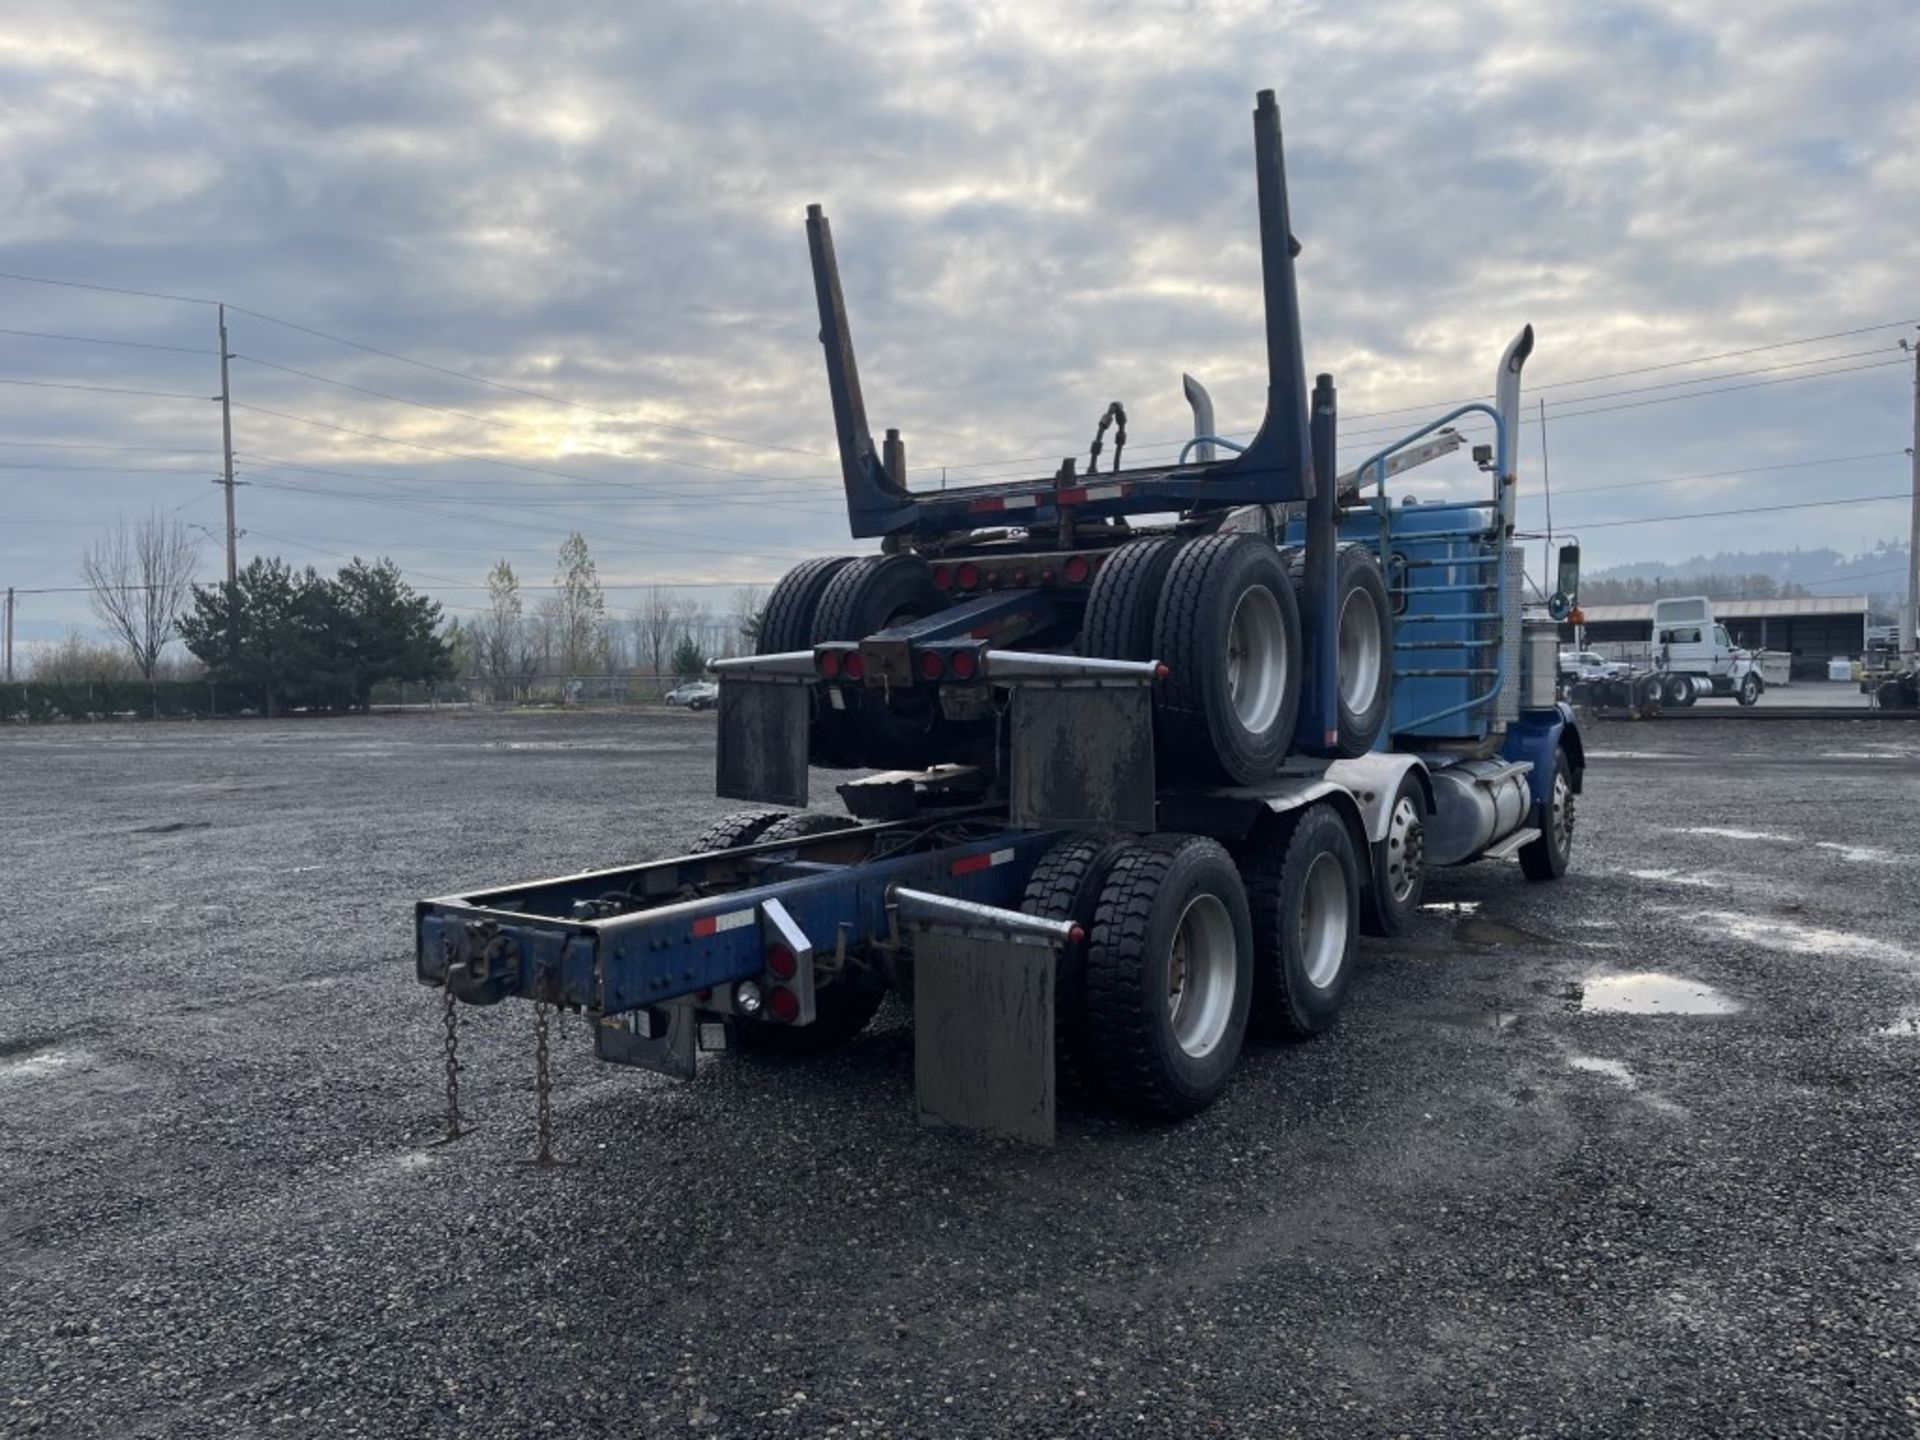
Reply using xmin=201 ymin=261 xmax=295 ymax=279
xmin=1513 ymin=450 xmax=1909 ymax=502
xmin=230 ymin=355 xmax=830 ymax=486
xmin=0 ymin=325 xmax=216 ymax=355
xmin=0 ymin=377 xmax=212 ymax=401
xmin=0 ymin=267 xmax=827 ymax=459
xmin=1560 ymin=492 xmax=1908 ymax=532
xmin=0 ymin=438 xmax=220 ymax=455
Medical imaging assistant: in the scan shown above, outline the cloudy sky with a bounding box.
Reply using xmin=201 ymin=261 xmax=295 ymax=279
xmin=2 ymin=0 xmax=1915 ymax=647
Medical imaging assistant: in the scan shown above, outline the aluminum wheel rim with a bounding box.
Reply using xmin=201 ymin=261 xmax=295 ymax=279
xmin=1337 ymin=586 xmax=1383 ymax=716
xmin=1226 ymin=584 xmax=1288 ymax=733
xmin=1166 ymin=893 xmax=1237 ymax=1059
xmin=1299 ymin=852 xmax=1350 ymax=989
xmin=1550 ymin=770 xmax=1574 ymax=852
xmin=1384 ymin=796 xmax=1424 ymax=904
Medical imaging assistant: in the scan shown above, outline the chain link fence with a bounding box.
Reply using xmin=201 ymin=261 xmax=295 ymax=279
xmin=5 ymin=672 xmax=711 ymax=722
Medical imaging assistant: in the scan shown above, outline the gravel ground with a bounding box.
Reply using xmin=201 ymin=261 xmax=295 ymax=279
xmin=2 ymin=709 xmax=1917 ymax=1438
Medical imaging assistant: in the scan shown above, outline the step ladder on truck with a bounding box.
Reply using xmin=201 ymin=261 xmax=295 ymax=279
xmin=414 ymin=89 xmax=1588 ymax=1147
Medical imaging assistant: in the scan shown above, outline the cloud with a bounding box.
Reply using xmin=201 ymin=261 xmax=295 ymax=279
xmin=1 ymin=0 xmax=1914 ymax=640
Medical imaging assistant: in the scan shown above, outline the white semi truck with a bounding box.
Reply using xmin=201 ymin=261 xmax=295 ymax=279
xmin=1651 ymin=596 xmax=1764 ymax=707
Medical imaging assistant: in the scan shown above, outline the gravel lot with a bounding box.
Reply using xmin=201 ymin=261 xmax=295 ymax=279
xmin=2 ymin=710 xmax=1917 ymax=1438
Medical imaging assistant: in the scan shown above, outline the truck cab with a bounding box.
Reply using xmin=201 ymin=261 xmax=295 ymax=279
xmin=1652 ymin=596 xmax=1762 ymax=706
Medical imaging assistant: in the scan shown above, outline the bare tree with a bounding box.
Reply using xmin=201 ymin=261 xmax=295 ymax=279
xmin=481 ymin=559 xmax=529 ymax=698
xmin=81 ymin=512 xmax=198 ymax=681
xmin=553 ymin=532 xmax=609 ymax=674
xmin=633 ymin=584 xmax=682 ymax=682
xmin=731 ymin=584 xmax=769 ymax=656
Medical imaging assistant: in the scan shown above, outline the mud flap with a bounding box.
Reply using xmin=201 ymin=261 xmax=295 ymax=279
xmin=912 ymin=928 xmax=1056 ymax=1145
xmin=715 ymin=677 xmax=810 ymax=808
xmin=1009 ymin=683 xmax=1155 ymax=832
xmin=593 ymin=1004 xmax=698 ymax=1080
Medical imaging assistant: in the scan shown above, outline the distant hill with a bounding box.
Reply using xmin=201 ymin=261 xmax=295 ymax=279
xmin=1586 ymin=541 xmax=1909 ymax=618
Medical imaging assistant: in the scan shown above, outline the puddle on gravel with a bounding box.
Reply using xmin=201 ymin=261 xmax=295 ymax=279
xmin=1575 ymin=973 xmax=1740 ymax=1016
xmin=1690 ymin=911 xmax=1914 ymax=967
xmin=1874 ymin=1009 xmax=1920 ymax=1039
xmin=1627 ymin=868 xmax=1723 ymax=889
xmin=1422 ymin=901 xmax=1482 ymax=916
xmin=1567 ymin=1055 xmax=1634 ymax=1083
xmin=1455 ymin=916 xmax=1551 ymax=947
xmin=0 ymin=1048 xmax=85 ymax=1082
xmin=1813 ymin=842 xmax=1897 ymax=865
xmin=1676 ymin=826 xmax=1795 ymax=844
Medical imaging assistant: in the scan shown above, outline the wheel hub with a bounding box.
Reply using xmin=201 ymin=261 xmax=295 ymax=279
xmin=1297 ymin=852 xmax=1350 ymax=989
xmin=1226 ymin=584 xmax=1289 ymax=733
xmin=1166 ymin=893 xmax=1237 ymax=1059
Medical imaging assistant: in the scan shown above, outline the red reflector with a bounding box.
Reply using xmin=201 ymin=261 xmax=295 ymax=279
xmin=1040 ymin=568 xmax=1055 ymax=585
xmin=768 ymin=986 xmax=801 ymax=1023
xmin=1154 ymin=662 xmax=1170 ymax=680
xmin=951 ymin=852 xmax=994 ymax=876
xmin=843 ymin=651 xmax=865 ymax=681
xmin=1068 ymin=924 xmax=1085 ymax=945
xmin=1056 ymin=487 xmax=1088 ymax=505
xmin=691 ymin=916 xmax=717 ymax=938
xmin=1064 ymin=555 xmax=1091 ymax=584
xmin=1011 ymin=570 xmax=1028 ymax=587
xmin=955 ymin=562 xmax=980 ymax=591
xmin=917 ymin=650 xmax=945 ymax=682
xmin=948 ymin=649 xmax=978 ymax=681
xmin=817 ymin=649 xmax=841 ymax=679
xmin=766 ymin=943 xmax=798 ymax=980
xmin=931 ymin=564 xmax=952 ymax=590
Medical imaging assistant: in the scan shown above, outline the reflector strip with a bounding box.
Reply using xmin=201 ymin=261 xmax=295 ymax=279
xmin=950 ymin=847 xmax=1016 ymax=877
xmin=1002 ymin=495 xmax=1037 ymax=510
xmin=1055 ymin=487 xmax=1088 ymax=505
xmin=691 ymin=909 xmax=755 ymax=938
xmin=1085 ymin=484 xmax=1123 ymax=501
xmin=969 ymin=497 xmax=1004 ymax=513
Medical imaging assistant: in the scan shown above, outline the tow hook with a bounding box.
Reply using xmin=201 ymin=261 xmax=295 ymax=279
xmin=443 ymin=921 xmax=520 ymax=1006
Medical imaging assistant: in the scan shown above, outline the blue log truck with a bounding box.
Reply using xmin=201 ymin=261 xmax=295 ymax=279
xmin=415 ymin=89 xmax=1586 ymax=1146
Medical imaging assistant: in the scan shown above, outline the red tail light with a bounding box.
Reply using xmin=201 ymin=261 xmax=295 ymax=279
xmin=948 ymin=649 xmax=979 ymax=681
xmin=842 ymin=651 xmax=865 ymax=681
xmin=767 ymin=986 xmax=801 ymax=1023
xmin=931 ymin=564 xmax=952 ymax=590
xmin=917 ymin=650 xmax=946 ymax=682
xmin=1064 ymin=555 xmax=1091 ymax=584
xmin=765 ymin=944 xmax=798 ymax=980
xmin=1011 ymin=569 xmax=1028 ymax=587
xmin=955 ymin=562 xmax=980 ymax=591
xmin=816 ymin=649 xmax=841 ymax=679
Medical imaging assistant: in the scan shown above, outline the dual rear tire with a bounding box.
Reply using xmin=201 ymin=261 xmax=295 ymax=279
xmin=1024 ymin=807 xmax=1362 ymax=1121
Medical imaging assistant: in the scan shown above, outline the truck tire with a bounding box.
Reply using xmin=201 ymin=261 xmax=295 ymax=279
xmin=685 ymin=809 xmax=792 ymax=853
xmin=811 ymin=554 xmax=948 ymax=769
xmin=1737 ymin=671 xmax=1762 ymax=706
xmin=1084 ymin=835 xmax=1253 ymax=1119
xmin=733 ymin=813 xmax=888 ymax=1054
xmin=1360 ymin=771 xmax=1426 ymax=937
xmin=1518 ymin=750 xmax=1575 ymax=882
xmin=1153 ymin=534 xmax=1302 ymax=785
xmin=1080 ymin=538 xmax=1182 ymax=661
xmin=1663 ymin=673 xmax=1695 ymax=708
xmin=1285 ymin=544 xmax=1392 ymax=757
xmin=758 ymin=556 xmax=853 ymax=655
xmin=1021 ymin=833 xmax=1128 ymax=1085
xmin=1236 ymin=803 xmax=1361 ymax=1035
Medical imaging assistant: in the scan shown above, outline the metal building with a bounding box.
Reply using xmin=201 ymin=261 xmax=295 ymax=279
xmin=1561 ymin=596 xmax=1869 ymax=678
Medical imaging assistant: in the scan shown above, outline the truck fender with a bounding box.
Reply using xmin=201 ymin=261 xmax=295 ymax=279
xmin=1256 ymin=777 xmax=1371 ymax=870
xmin=1321 ymin=752 xmax=1433 ymax=843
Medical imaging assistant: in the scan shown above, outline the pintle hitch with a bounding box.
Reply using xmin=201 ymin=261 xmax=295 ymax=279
xmin=442 ymin=920 xmax=520 ymax=1007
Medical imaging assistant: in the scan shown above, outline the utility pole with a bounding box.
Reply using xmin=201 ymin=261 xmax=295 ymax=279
xmin=1904 ymin=332 xmax=1919 ymax=664
xmin=4 ymin=586 xmax=12 ymax=684
xmin=218 ymin=304 xmax=238 ymax=587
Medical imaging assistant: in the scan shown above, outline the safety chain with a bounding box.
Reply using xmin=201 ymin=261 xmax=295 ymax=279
xmin=434 ymin=983 xmax=467 ymax=1145
xmin=1087 ymin=401 xmax=1128 ymax=476
xmin=526 ymin=1000 xmax=569 ymax=1168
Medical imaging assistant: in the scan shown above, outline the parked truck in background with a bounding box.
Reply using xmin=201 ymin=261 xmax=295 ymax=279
xmin=1651 ymin=596 xmax=1764 ymax=707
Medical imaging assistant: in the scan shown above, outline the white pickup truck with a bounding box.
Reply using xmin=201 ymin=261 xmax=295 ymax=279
xmin=1651 ymin=596 xmax=1764 ymax=706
